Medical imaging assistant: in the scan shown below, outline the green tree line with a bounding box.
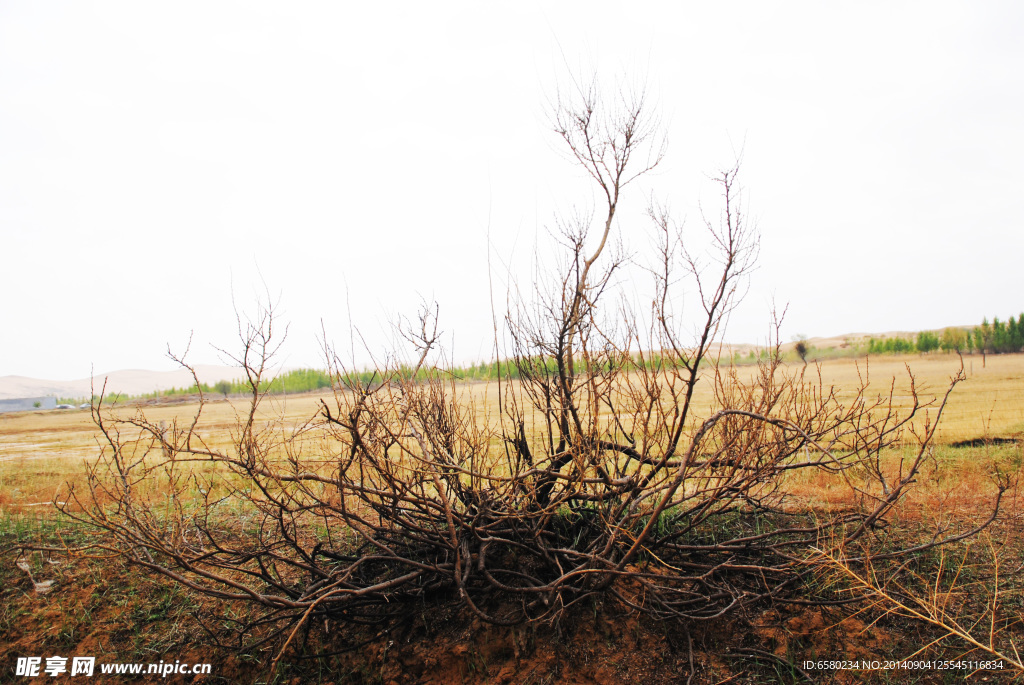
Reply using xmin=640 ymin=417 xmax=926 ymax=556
xmin=867 ymin=312 xmax=1024 ymax=356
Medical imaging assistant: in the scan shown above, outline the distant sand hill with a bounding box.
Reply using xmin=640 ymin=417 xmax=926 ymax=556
xmin=0 ymin=365 xmax=245 ymax=400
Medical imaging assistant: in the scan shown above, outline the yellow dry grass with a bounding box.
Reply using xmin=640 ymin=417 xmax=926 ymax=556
xmin=800 ymin=352 xmax=1024 ymax=444
xmin=2 ymin=352 xmax=1022 ymax=514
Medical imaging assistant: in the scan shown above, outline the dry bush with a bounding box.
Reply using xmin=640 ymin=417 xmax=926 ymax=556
xmin=51 ymin=79 xmax=1009 ymax=661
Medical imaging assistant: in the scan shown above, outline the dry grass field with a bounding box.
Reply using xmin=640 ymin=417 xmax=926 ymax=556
xmin=2 ymin=351 xmax=1021 ymax=515
xmin=2 ymin=351 xmax=1023 ymax=683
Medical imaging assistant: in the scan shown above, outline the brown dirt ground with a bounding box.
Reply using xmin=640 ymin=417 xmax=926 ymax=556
xmin=3 ymin=529 xmax=1023 ymax=685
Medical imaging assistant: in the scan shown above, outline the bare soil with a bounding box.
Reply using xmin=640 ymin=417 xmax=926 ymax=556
xmin=3 ymin=525 xmax=1023 ymax=685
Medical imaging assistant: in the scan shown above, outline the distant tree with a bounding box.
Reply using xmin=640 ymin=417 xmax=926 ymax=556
xmin=214 ymin=380 xmax=232 ymax=398
xmin=940 ymin=328 xmax=967 ymax=353
xmin=915 ymin=331 xmax=939 ymax=354
xmin=978 ymin=318 xmax=993 ymax=366
xmin=1008 ymin=316 xmax=1020 ymax=353
xmin=794 ymin=339 xmax=809 ymax=363
xmin=992 ymin=318 xmax=1007 ymax=353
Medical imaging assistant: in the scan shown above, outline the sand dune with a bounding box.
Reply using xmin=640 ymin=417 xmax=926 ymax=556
xmin=0 ymin=365 xmax=246 ymax=400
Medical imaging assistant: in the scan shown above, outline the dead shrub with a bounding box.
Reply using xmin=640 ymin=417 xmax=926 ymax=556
xmin=52 ymin=78 xmax=1008 ymax=665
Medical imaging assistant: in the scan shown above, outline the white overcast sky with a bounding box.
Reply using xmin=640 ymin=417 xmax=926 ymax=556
xmin=2 ymin=1 xmax=1023 ymax=380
